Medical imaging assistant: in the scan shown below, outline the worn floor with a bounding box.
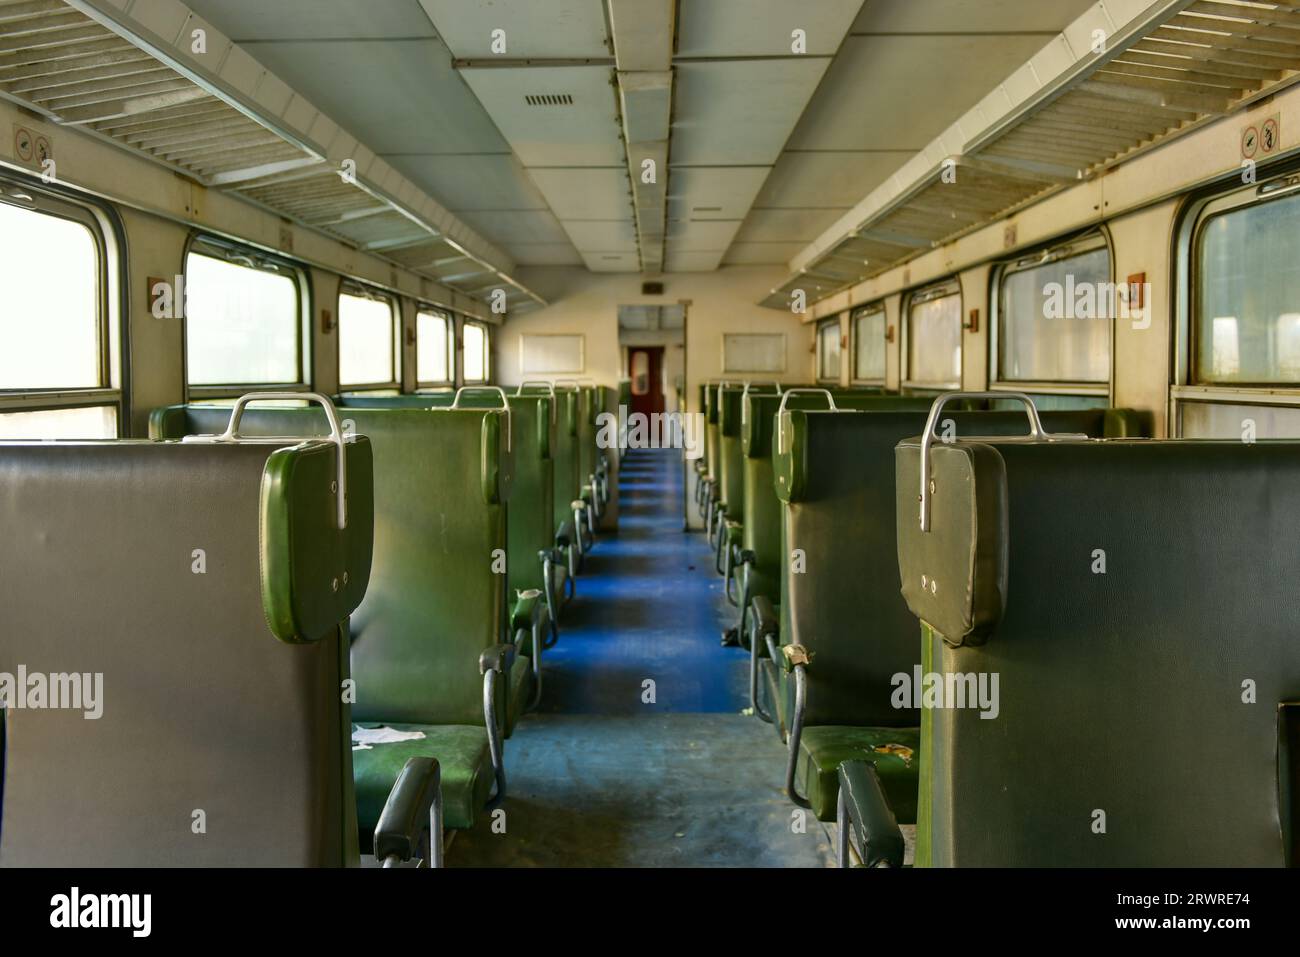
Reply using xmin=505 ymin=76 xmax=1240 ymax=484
xmin=452 ymin=448 xmax=835 ymax=867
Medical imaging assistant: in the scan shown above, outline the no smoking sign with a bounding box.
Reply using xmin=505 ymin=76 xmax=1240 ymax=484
xmin=1242 ymin=114 xmax=1281 ymax=160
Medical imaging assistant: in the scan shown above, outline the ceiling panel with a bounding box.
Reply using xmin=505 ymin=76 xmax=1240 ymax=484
xmin=787 ymin=34 xmax=1052 ymax=152
xmin=851 ymin=0 xmax=1099 ymax=34
xmin=664 ymin=250 xmax=727 ymax=272
xmin=672 ymin=59 xmax=832 ymax=167
xmin=585 ymin=251 xmax=641 ymax=272
xmin=677 ymin=0 xmax=864 ymax=57
xmin=506 ymin=243 xmax=585 ymax=266
xmin=721 ymin=242 xmax=808 ymax=265
xmin=666 ymin=219 xmax=743 ymax=251
xmin=456 ymin=210 xmax=573 ymax=245
xmin=666 ymin=167 xmax=769 ymax=221
xmin=529 ymin=168 xmax=632 ymax=220
xmin=564 ymin=220 xmax=639 ymax=252
xmin=222 ymin=39 xmax=508 ymax=154
xmin=421 ymin=0 xmax=609 ymax=57
xmin=185 ymin=0 xmax=437 ymax=39
xmin=459 ymin=66 xmax=623 ymax=167
xmin=753 ymin=150 xmax=913 ymax=209
xmin=734 ymin=208 xmax=846 ymax=243
xmin=385 ymin=153 xmax=549 ymax=211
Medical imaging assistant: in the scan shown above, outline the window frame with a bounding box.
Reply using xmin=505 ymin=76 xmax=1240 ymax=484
xmin=461 ymin=319 xmax=490 ymax=384
xmin=337 ymin=280 xmax=401 ymax=393
xmin=988 ymin=229 xmax=1114 ymax=402
xmin=0 ymin=172 xmax=124 ymax=434
xmin=183 ymin=233 xmax=311 ymax=401
xmin=850 ymin=302 xmax=887 ymax=385
xmin=415 ymin=304 xmax=455 ymax=389
xmin=1173 ymin=166 xmax=1300 ymax=435
xmin=902 ymin=279 xmax=963 ymax=392
xmin=815 ymin=318 xmax=842 ymax=383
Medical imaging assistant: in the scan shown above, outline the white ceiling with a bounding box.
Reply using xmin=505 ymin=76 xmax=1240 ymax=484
xmin=182 ymin=0 xmax=1101 ymax=275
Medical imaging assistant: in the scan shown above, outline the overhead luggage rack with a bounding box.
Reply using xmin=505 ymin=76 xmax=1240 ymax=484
xmin=0 ymin=0 xmax=545 ymax=311
xmin=764 ymin=0 xmax=1300 ymax=311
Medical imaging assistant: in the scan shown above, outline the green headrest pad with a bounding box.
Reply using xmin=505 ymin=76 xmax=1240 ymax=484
xmin=894 ymin=439 xmax=1008 ymax=647
xmin=260 ymin=437 xmax=375 ymax=644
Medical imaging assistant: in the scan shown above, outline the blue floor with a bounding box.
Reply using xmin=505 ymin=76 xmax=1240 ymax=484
xmin=449 ymin=447 xmax=835 ymax=866
xmin=538 ymin=447 xmax=751 ymax=715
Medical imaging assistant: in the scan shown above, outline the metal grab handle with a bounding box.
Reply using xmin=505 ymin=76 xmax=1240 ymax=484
xmin=917 ymin=390 xmax=1085 ymax=532
xmin=194 ymin=391 xmax=348 ymax=530
xmin=452 ymin=385 xmax=509 ymax=408
xmin=517 ymin=381 xmax=557 ymax=424
xmin=740 ymin=381 xmax=781 ymax=428
xmin=552 ymin=378 xmax=580 ymax=391
xmin=776 ymin=387 xmax=838 ymax=416
xmin=775 ymin=388 xmax=839 ymax=455
xmin=450 ymin=385 xmax=512 ymax=452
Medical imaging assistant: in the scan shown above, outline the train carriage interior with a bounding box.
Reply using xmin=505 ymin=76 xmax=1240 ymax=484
xmin=3 ymin=0 xmax=1300 ymax=885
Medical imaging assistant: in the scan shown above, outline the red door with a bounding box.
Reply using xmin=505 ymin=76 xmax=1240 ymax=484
xmin=628 ymin=347 xmax=665 ymax=418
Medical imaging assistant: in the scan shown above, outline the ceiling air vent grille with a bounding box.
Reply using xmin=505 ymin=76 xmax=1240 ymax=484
xmin=524 ymin=94 xmax=573 ymax=106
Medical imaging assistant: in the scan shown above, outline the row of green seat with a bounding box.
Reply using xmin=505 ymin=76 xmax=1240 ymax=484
xmin=151 ymin=384 xmax=613 ymax=855
xmin=744 ymin=389 xmax=1299 ymax=866
xmin=0 ymin=412 xmax=424 ymax=865
xmin=0 ymin=383 xmax=613 ymax=866
xmin=831 ymin=399 xmax=1300 ymax=866
xmin=695 ymin=384 xmax=1231 ymax=865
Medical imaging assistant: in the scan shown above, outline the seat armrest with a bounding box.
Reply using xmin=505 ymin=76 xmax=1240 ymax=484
xmin=480 ymin=642 xmax=517 ymax=675
xmin=836 ymin=760 xmax=904 ymax=868
xmin=374 ymin=756 xmax=442 ymax=866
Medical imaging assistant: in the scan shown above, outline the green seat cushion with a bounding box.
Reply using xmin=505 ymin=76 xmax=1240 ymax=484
xmin=353 ymin=723 xmax=493 ymax=839
xmin=505 ymin=654 xmax=532 ymax=738
xmin=798 ymin=725 xmax=920 ymax=824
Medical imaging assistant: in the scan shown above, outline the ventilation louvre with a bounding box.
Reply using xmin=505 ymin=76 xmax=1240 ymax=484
xmin=524 ymin=94 xmax=573 ymax=106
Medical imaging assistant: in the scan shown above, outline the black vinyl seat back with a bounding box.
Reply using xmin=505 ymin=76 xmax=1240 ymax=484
xmin=152 ymin=404 xmax=512 ymax=728
xmin=896 ymin=437 xmax=1300 ymax=866
xmin=0 ymin=438 xmax=373 ymax=866
xmin=773 ymin=408 xmax=1144 ymax=730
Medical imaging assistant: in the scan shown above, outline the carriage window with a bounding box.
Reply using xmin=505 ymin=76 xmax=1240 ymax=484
xmin=0 ymin=185 xmax=119 ymax=438
xmin=185 ymin=248 xmax=301 ymax=389
xmin=338 ymin=286 xmax=398 ymax=390
xmin=816 ymin=320 xmax=841 ymax=381
xmin=1181 ymin=401 xmax=1300 ymax=440
xmin=463 ymin=321 xmax=489 ymax=383
xmin=997 ymin=238 xmax=1111 ymax=386
xmin=906 ymin=283 xmax=961 ymax=389
xmin=417 ymin=307 xmax=453 ymax=386
xmin=1195 ymin=190 xmax=1300 ymax=385
xmin=852 ymin=305 xmax=886 ymax=382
